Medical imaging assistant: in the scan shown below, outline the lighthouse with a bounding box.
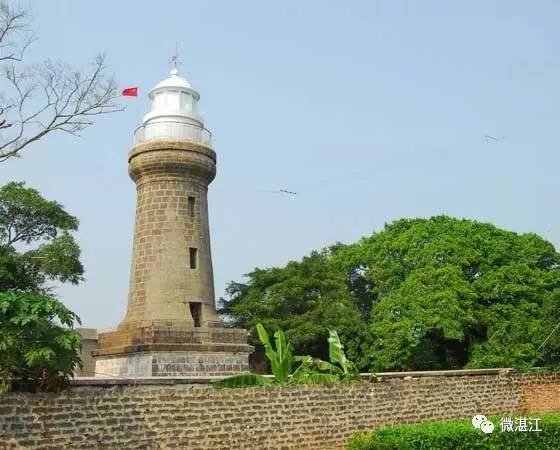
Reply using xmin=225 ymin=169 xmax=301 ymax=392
xmin=94 ymin=65 xmax=253 ymax=377
xmin=124 ymin=66 xmax=219 ymax=330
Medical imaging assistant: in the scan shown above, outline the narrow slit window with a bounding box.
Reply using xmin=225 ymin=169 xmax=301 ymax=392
xmin=189 ymin=247 xmax=198 ymax=269
xmin=189 ymin=302 xmax=202 ymax=327
xmin=188 ymin=196 xmax=195 ymax=218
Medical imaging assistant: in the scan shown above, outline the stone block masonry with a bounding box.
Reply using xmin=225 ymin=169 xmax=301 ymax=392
xmin=95 ymin=352 xmax=250 ymax=377
xmin=94 ymin=140 xmax=254 ymax=377
xmin=124 ymin=141 xmax=219 ymax=329
xmin=523 ymin=383 xmax=560 ymax=413
xmin=75 ymin=328 xmax=98 ymax=377
xmin=0 ymin=370 xmax=558 ymax=450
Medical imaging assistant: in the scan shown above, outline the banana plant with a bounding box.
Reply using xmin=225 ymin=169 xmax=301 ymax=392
xmin=215 ymin=323 xmax=311 ymax=387
xmin=327 ymin=329 xmax=359 ymax=381
xmin=290 ymin=359 xmax=340 ymax=385
xmin=256 ymin=323 xmax=294 ymax=384
xmin=291 ymin=330 xmax=359 ymax=384
xmin=213 ymin=324 xmax=359 ymax=388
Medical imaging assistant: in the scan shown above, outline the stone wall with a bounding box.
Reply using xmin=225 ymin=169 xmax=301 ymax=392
xmin=523 ymin=383 xmax=560 ymax=413
xmin=0 ymin=370 xmax=559 ymax=450
xmin=75 ymin=328 xmax=98 ymax=377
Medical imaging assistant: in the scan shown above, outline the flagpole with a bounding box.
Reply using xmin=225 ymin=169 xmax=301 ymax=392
xmin=122 ymin=86 xmax=141 ymax=129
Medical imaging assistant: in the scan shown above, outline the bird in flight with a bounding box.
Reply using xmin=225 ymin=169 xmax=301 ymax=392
xmin=484 ymin=134 xmax=506 ymax=143
xmin=258 ymin=188 xmax=297 ymax=196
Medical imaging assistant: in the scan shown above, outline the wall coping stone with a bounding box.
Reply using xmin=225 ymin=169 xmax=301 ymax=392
xmin=71 ymin=368 xmax=517 ymax=386
xmin=76 ymin=327 xmax=98 ymax=340
xmin=366 ymin=368 xmax=517 ymax=378
xmin=71 ymin=376 xmax=229 ymax=386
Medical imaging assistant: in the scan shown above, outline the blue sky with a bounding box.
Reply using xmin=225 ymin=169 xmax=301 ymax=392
xmin=1 ymin=1 xmax=559 ymax=329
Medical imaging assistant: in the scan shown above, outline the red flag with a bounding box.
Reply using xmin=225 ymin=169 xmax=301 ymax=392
xmin=122 ymin=87 xmax=138 ymax=97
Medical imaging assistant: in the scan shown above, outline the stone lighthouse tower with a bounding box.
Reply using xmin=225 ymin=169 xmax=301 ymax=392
xmin=94 ymin=65 xmax=253 ymax=377
xmin=124 ymin=67 xmax=218 ymax=331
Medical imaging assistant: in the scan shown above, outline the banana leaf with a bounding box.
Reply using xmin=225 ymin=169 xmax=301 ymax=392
xmin=292 ymin=372 xmax=340 ymax=385
xmin=256 ymin=323 xmax=294 ymax=384
xmin=328 ymin=329 xmax=359 ymax=379
xmin=213 ymin=372 xmax=272 ymax=389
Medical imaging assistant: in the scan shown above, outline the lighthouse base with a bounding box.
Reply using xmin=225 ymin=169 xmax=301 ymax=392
xmin=92 ymin=325 xmax=253 ymax=377
xmin=94 ymin=351 xmax=251 ymax=377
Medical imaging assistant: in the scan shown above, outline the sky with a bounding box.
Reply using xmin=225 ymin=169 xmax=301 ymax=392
xmin=1 ymin=1 xmax=559 ymax=330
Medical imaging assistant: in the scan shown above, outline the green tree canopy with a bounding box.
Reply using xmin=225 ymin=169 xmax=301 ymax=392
xmin=220 ymin=248 xmax=370 ymax=366
xmin=221 ymin=216 xmax=560 ymax=371
xmin=0 ymin=290 xmax=81 ymax=392
xmin=0 ymin=181 xmax=83 ymax=292
xmin=0 ymin=181 xmax=84 ymax=391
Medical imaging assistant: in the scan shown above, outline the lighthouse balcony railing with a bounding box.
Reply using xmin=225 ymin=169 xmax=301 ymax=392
xmin=134 ymin=121 xmax=212 ymax=147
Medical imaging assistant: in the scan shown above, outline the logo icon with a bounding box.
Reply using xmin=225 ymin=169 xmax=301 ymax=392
xmin=472 ymin=414 xmax=495 ymax=434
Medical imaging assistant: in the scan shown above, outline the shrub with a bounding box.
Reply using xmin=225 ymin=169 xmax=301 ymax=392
xmin=347 ymin=414 xmax=560 ymax=450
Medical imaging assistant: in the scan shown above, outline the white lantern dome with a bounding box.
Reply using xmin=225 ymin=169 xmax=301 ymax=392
xmin=135 ymin=67 xmax=211 ymax=147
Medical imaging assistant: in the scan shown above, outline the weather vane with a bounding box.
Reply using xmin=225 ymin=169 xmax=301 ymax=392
xmin=170 ymin=43 xmax=183 ymax=71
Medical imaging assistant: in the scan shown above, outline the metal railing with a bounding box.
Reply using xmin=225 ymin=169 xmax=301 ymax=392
xmin=134 ymin=121 xmax=212 ymax=147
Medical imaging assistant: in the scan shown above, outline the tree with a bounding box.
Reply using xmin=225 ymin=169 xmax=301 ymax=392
xmin=220 ymin=248 xmax=371 ymax=369
xmin=0 ymin=182 xmax=84 ymax=391
xmin=0 ymin=1 xmax=119 ymax=390
xmin=0 ymin=2 xmax=121 ymax=162
xmin=222 ymin=216 xmax=560 ymax=371
xmin=0 ymin=290 xmax=81 ymax=392
xmin=0 ymin=181 xmax=83 ymax=292
xmin=336 ymin=217 xmax=560 ymax=371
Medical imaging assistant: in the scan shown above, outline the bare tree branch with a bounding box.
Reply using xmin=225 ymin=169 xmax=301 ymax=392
xmin=0 ymin=2 xmax=34 ymax=62
xmin=0 ymin=3 xmax=123 ymax=162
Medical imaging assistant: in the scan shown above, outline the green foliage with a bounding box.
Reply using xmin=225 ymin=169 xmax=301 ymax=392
xmin=0 ymin=181 xmax=83 ymax=292
xmin=347 ymin=414 xmax=560 ymax=449
xmin=0 ymin=182 xmax=84 ymax=392
xmin=256 ymin=323 xmax=297 ymax=384
xmin=328 ymin=329 xmax=359 ymax=380
xmin=216 ymin=323 xmax=359 ymax=388
xmin=222 ymin=216 xmax=560 ymax=371
xmin=215 ymin=323 xmax=313 ymax=388
xmin=290 ymin=329 xmax=360 ymax=384
xmin=339 ymin=217 xmax=560 ymax=371
xmin=0 ymin=290 xmax=82 ymax=392
xmin=292 ymin=371 xmax=340 ymax=385
xmin=220 ymin=248 xmax=370 ymax=369
xmin=213 ymin=372 xmax=272 ymax=388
